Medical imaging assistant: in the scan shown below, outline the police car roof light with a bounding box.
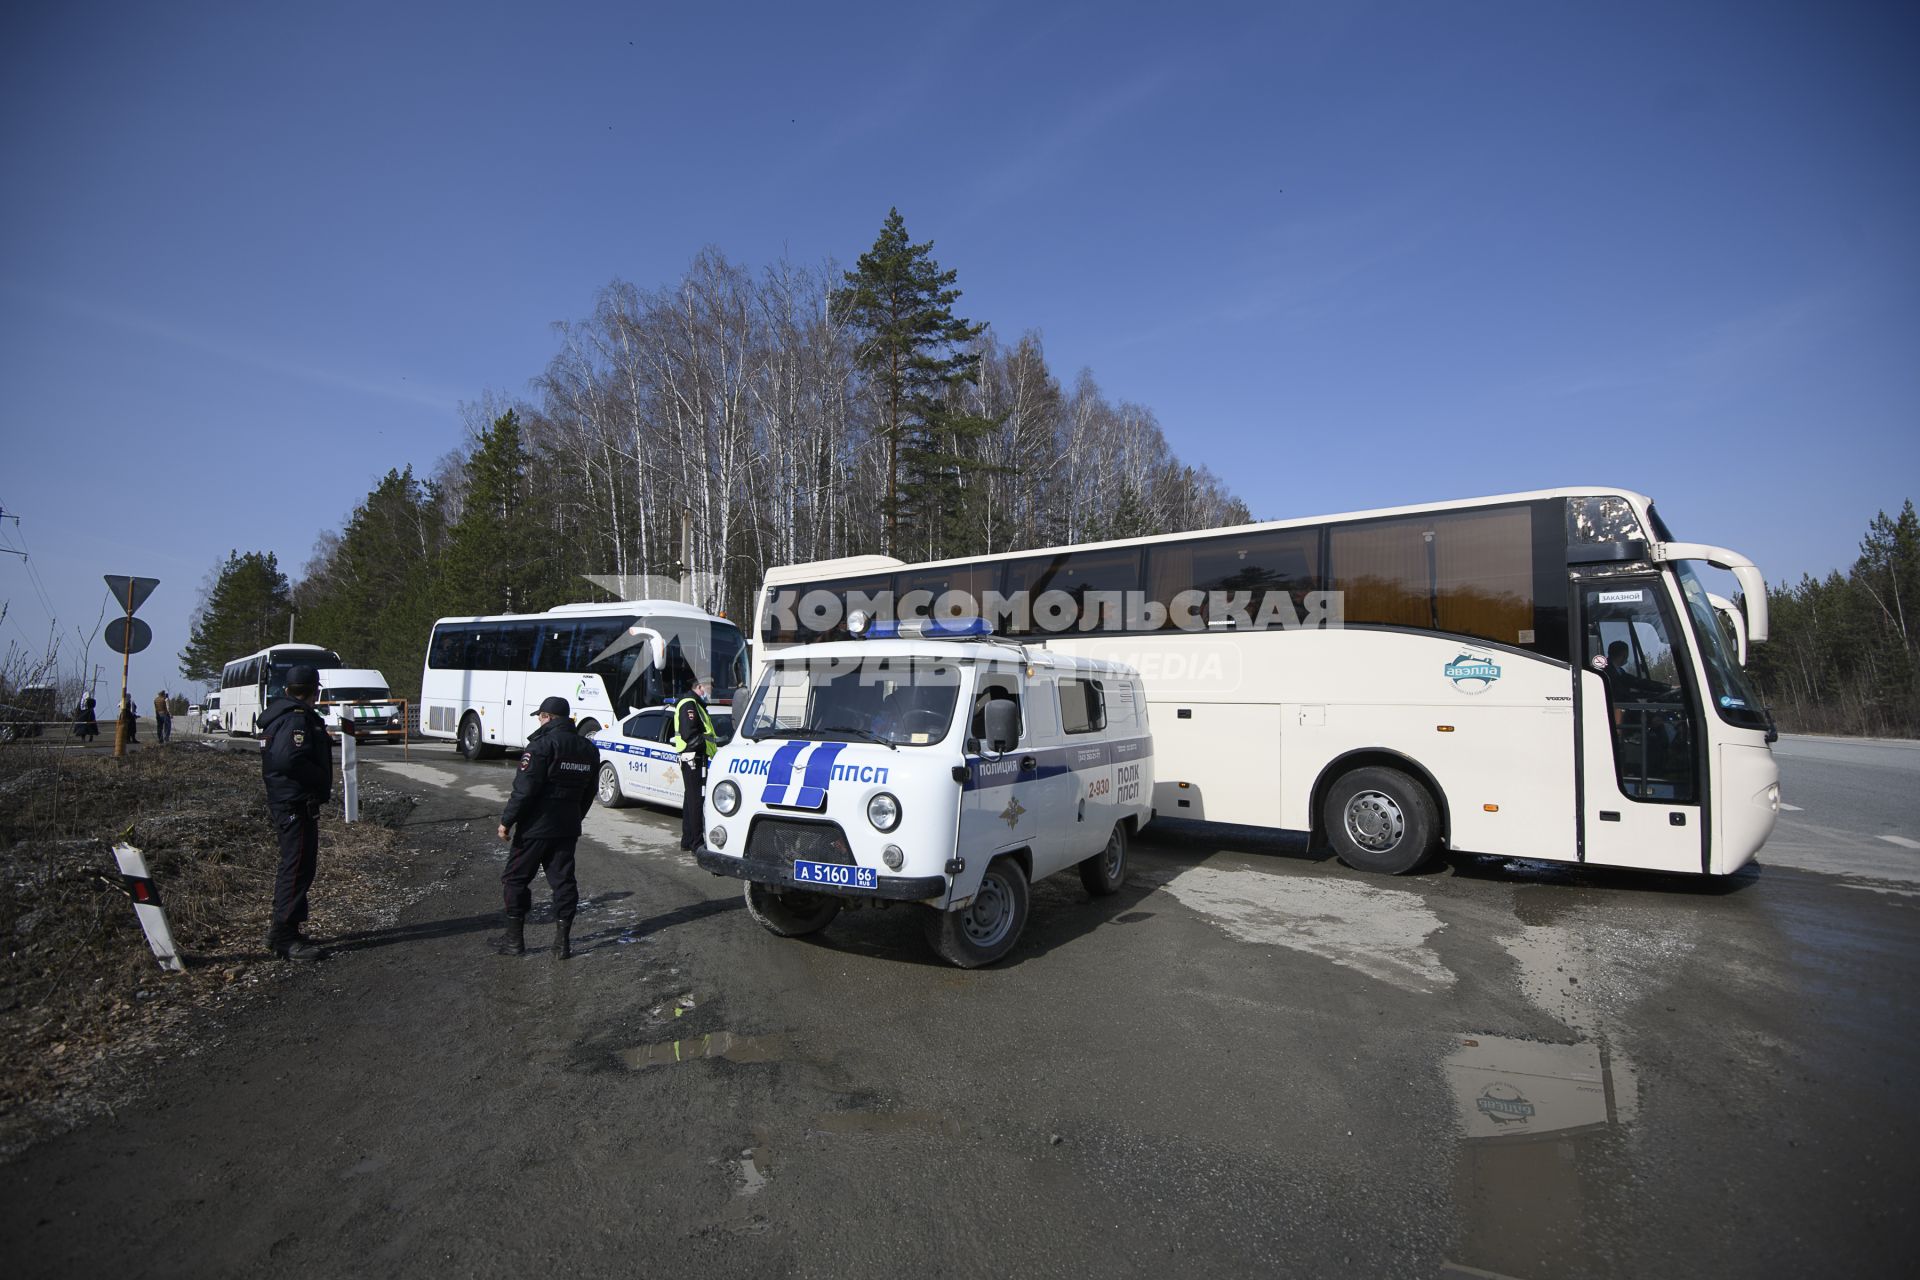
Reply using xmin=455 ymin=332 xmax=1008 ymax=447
xmin=860 ymin=616 xmax=994 ymax=640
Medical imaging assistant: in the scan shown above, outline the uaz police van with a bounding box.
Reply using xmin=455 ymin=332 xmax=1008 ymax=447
xmin=693 ymin=617 xmax=1153 ymax=967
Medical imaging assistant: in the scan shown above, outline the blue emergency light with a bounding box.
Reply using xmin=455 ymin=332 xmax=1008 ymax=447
xmin=848 ymin=613 xmax=994 ymax=640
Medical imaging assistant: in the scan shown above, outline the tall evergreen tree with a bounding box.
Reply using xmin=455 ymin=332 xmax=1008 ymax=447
xmin=179 ymin=551 xmax=293 ymax=684
xmin=831 ymin=209 xmax=990 ymax=555
xmin=439 ymin=410 xmax=554 ymax=616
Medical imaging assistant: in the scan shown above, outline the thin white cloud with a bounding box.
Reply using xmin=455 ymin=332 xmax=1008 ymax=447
xmin=4 ymin=283 xmax=459 ymax=410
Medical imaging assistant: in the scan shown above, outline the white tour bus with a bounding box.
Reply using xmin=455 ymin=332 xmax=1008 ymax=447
xmin=419 ymin=600 xmax=749 ymax=759
xmin=218 ymin=643 xmax=344 ymax=735
xmin=752 ymin=488 xmax=1779 ymax=878
xmin=696 ymin=618 xmax=1154 ymax=967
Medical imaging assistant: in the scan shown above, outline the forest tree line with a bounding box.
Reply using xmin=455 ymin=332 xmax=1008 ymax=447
xmin=180 ymin=212 xmax=1248 ymax=699
xmin=1748 ymin=500 xmax=1920 ymax=737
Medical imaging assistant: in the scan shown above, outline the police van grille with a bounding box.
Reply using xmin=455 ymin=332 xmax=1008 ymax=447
xmin=745 ymin=818 xmax=854 ymax=866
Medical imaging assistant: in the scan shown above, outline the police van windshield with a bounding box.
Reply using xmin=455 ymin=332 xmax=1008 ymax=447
xmin=741 ymin=656 xmax=963 ymax=748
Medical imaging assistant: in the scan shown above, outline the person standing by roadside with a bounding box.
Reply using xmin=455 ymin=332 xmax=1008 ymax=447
xmin=260 ymin=666 xmax=332 ymax=961
xmin=73 ymin=696 xmax=98 ymax=744
xmin=673 ymin=676 xmax=720 ymax=851
xmin=119 ymin=694 xmax=138 ymax=744
xmin=497 ymin=695 xmax=598 ymax=959
xmin=153 ymin=690 xmax=173 ymax=744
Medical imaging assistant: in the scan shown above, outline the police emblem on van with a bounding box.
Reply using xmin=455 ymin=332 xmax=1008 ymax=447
xmin=1444 ymin=653 xmax=1502 ymax=693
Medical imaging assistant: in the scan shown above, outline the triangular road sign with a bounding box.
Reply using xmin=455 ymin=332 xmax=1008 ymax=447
xmin=103 ymin=575 xmax=160 ymax=614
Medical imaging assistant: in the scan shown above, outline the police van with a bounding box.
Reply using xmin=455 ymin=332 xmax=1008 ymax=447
xmin=694 ymin=617 xmax=1153 ymax=967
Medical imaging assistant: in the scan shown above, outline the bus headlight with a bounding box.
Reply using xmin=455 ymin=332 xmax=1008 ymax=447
xmin=713 ymin=780 xmax=741 ymax=816
xmin=867 ymin=791 xmax=901 ymax=832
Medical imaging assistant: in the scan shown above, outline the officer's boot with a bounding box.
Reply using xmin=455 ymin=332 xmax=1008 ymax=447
xmin=267 ymin=929 xmax=322 ymax=962
xmin=503 ymin=913 xmax=526 ymax=956
xmin=553 ymin=918 xmax=572 ymax=961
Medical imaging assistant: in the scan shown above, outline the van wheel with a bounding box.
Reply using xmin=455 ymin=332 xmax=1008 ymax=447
xmin=1078 ymin=822 xmax=1129 ymax=896
xmin=745 ymin=882 xmax=842 ymax=937
xmin=457 ymin=713 xmax=486 ymax=760
xmin=924 ymin=856 xmax=1030 ymax=968
xmin=1324 ymin=766 xmax=1439 ymax=874
xmin=596 ymin=763 xmax=629 ymax=808
xmin=577 ymin=718 xmax=601 ymax=739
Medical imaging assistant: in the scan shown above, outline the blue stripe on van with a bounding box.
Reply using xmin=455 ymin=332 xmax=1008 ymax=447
xmin=789 ymin=742 xmax=848 ymax=810
xmin=759 ymin=740 xmax=810 ymax=806
xmin=960 ymin=738 xmax=1153 ymax=792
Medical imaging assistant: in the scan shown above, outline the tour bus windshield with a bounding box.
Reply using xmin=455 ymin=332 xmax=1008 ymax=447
xmin=742 ymin=656 xmax=963 ymax=748
xmin=1670 ymin=561 xmax=1769 ymax=730
xmin=268 ymin=651 xmax=342 ymax=698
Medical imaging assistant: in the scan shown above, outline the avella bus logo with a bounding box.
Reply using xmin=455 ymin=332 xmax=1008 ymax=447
xmin=1443 ymin=652 xmax=1502 ymax=693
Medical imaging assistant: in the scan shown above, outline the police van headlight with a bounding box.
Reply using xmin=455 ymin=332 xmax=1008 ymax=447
xmin=882 ymin=843 xmax=904 ymax=871
xmin=713 ymin=780 xmax=741 ymax=817
xmin=710 ymin=825 xmax=728 ymax=849
xmin=867 ymin=791 xmax=901 ymax=832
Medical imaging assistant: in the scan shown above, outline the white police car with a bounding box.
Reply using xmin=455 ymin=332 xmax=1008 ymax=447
xmin=592 ymin=704 xmax=735 ymax=809
xmin=694 ymin=618 xmax=1153 ymax=967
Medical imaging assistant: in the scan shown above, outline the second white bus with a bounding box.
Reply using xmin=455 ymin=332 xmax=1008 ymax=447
xmin=218 ymin=643 xmax=344 ymax=736
xmin=419 ymin=600 xmax=749 ymax=759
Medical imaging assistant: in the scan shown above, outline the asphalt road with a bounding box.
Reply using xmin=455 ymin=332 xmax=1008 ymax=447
xmin=3 ymin=734 xmax=1915 ymax=1278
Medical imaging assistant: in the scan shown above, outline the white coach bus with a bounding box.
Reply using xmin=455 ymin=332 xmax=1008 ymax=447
xmin=752 ymin=488 xmax=1780 ymax=878
xmin=219 ymin=643 xmax=344 ymax=735
xmin=419 ymin=600 xmax=749 ymax=759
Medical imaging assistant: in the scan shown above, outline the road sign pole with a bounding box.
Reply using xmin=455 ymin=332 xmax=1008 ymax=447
xmin=113 ymin=581 xmax=133 ymax=758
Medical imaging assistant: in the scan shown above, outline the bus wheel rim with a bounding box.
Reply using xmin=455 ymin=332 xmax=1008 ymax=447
xmin=961 ymin=873 xmax=1014 ymax=947
xmin=1345 ymin=791 xmax=1405 ymax=852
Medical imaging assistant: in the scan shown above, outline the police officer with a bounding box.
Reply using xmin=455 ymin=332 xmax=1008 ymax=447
xmin=673 ymin=676 xmax=720 ymax=851
xmin=497 ymin=695 xmax=598 ymax=958
xmin=261 ymin=665 xmax=332 ymax=961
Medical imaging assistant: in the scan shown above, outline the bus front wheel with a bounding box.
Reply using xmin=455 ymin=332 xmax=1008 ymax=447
xmin=457 ymin=713 xmax=487 ymax=761
xmin=1324 ymin=766 xmax=1439 ymax=875
xmin=576 ymin=718 xmax=601 ymax=739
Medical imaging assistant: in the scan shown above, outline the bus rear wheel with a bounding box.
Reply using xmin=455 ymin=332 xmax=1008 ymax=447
xmin=576 ymin=718 xmax=601 ymax=739
xmin=1324 ymin=766 xmax=1439 ymax=875
xmin=745 ymin=882 xmax=841 ymax=937
xmin=457 ymin=713 xmax=487 ymax=760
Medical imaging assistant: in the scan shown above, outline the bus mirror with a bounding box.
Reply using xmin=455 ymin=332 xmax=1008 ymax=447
xmin=983 ymin=699 xmax=1019 ymax=753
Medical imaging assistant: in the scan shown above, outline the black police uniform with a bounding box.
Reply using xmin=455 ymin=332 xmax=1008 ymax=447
xmin=260 ymin=690 xmax=332 ymax=953
xmin=676 ymin=694 xmax=716 ymax=851
xmin=500 ymin=710 xmax=599 ymax=930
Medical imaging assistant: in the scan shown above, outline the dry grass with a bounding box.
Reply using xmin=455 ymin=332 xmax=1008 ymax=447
xmin=0 ymin=739 xmax=416 ymax=1156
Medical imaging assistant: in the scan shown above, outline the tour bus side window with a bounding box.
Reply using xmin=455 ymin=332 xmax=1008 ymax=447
xmin=534 ymin=621 xmax=576 ymax=673
xmin=1059 ymin=677 xmax=1106 ymax=734
xmin=1003 ymin=549 xmax=1141 ymax=636
xmin=428 ymin=625 xmax=469 ymax=670
xmin=494 ymin=622 xmax=537 ymax=670
xmin=896 ymin=563 xmax=1001 ymax=623
xmin=1148 ymin=527 xmax=1320 ymax=630
xmin=1329 ymin=504 xmax=1539 ymax=649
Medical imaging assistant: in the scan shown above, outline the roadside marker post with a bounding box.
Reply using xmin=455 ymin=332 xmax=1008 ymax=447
xmin=112 ymin=842 xmax=186 ymax=972
xmin=341 ymin=722 xmax=361 ymax=823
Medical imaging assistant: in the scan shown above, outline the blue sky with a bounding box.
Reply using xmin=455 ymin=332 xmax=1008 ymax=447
xmin=2 ymin=0 xmax=1915 ymax=696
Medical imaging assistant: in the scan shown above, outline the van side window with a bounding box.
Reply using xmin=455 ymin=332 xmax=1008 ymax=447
xmin=1059 ymin=677 xmax=1106 ymax=735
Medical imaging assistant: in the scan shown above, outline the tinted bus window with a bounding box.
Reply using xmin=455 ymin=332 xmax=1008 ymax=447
xmin=896 ymin=563 xmax=1000 ymax=622
xmin=1331 ymin=504 xmax=1538 ymax=647
xmin=1004 ymin=549 xmax=1142 ymax=635
xmin=1149 ymin=528 xmax=1319 ymax=630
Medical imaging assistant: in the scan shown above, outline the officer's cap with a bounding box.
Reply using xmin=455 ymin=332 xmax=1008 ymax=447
xmin=286 ymin=665 xmax=319 ymax=691
xmin=533 ymin=695 xmax=571 ymax=718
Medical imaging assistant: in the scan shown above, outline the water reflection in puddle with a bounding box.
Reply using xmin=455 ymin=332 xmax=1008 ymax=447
xmin=618 ymin=1031 xmax=790 ymax=1069
xmin=1441 ymin=1034 xmax=1635 ymax=1279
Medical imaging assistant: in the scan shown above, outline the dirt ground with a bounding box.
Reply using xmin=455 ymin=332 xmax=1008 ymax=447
xmin=0 ymin=741 xmax=415 ymax=1156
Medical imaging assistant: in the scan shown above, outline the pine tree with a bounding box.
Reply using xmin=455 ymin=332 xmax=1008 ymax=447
xmin=179 ymin=551 xmax=293 ymax=684
xmin=831 ymin=209 xmax=990 ymax=555
xmin=439 ymin=411 xmax=553 ymax=616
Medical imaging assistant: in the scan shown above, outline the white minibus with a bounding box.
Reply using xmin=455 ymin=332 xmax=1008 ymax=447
xmin=751 ymin=488 xmax=1779 ymax=878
